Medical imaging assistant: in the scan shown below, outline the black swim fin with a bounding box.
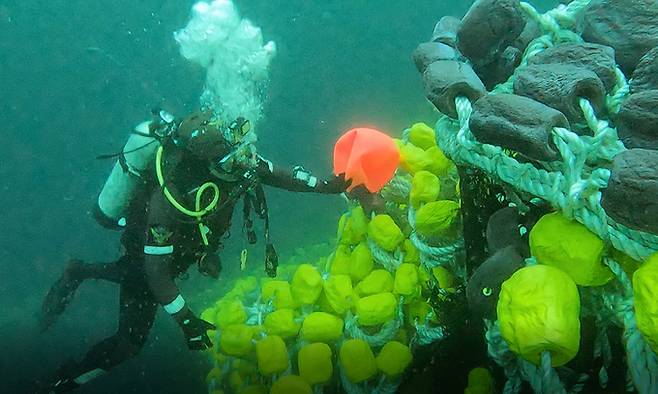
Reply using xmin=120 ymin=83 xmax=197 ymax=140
xmin=40 ymin=260 xmax=84 ymax=332
xmin=35 ymin=359 xmax=82 ymax=393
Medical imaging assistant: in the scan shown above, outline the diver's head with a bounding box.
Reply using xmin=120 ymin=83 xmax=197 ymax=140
xmin=175 ymin=110 xmax=256 ymax=170
xmin=176 ymin=110 xmax=227 ymax=161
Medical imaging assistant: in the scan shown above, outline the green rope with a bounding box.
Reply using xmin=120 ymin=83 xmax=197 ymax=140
xmin=344 ymin=311 xmax=402 ymax=348
xmin=604 ymin=258 xmax=658 ymax=394
xmin=607 ymin=67 xmax=630 ymax=114
xmin=486 ymin=320 xmax=569 ymax=394
xmin=245 ymin=297 xmax=274 ymax=326
xmin=520 ymin=2 xmax=583 ymax=44
xmin=560 ymin=0 xmax=593 ymax=20
xmin=372 ymin=375 xmax=402 ymax=394
xmin=549 ymin=0 xmax=592 ymax=27
xmin=540 ymin=351 xmax=566 ymax=394
xmin=485 ymin=319 xmax=523 ymax=394
xmin=366 ymin=239 xmax=402 ymax=272
xmin=578 ymin=98 xmax=626 ymax=161
xmin=338 ymin=364 xmax=369 ymax=394
xmin=440 ymin=95 xmax=658 ymax=261
xmin=345 ymin=299 xmax=404 ymax=348
xmin=338 ymin=367 xmax=401 ymax=394
xmin=581 ymin=287 xmax=615 ymax=389
xmin=412 ymin=317 xmax=446 ymax=346
xmin=379 ymin=174 xmax=411 ymax=204
xmin=407 ymin=207 xmax=466 ymax=278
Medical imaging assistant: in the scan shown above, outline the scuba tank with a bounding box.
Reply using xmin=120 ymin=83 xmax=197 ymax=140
xmin=95 ymin=110 xmax=175 ymax=229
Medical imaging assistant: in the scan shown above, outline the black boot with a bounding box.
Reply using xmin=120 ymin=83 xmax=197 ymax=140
xmin=40 ymin=377 xmax=80 ymax=394
xmin=36 ymin=360 xmax=81 ymax=393
xmin=37 ymin=357 xmax=110 ymax=393
xmin=40 ymin=260 xmax=85 ymax=331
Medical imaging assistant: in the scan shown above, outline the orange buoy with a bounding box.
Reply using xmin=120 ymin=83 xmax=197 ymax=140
xmin=333 ymin=127 xmax=399 ymax=192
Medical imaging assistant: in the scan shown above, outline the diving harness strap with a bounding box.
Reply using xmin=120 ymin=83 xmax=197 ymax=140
xmin=240 ymin=182 xmax=278 ymax=277
xmin=256 ymin=184 xmax=278 ymax=277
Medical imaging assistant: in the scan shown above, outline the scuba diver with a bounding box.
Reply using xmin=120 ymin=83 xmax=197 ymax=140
xmin=38 ymin=109 xmax=350 ymax=393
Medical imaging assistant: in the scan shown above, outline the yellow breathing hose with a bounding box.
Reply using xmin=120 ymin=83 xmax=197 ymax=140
xmin=155 ymin=145 xmax=220 ymax=245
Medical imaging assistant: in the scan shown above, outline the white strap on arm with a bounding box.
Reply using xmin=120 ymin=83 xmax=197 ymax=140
xmin=293 ymin=165 xmax=318 ymax=188
xmin=164 ymin=294 xmax=185 ymax=315
xmin=73 ymin=368 xmax=106 ymax=385
xmin=144 ymin=245 xmax=174 ymax=255
xmin=257 ymin=154 xmax=274 ymax=173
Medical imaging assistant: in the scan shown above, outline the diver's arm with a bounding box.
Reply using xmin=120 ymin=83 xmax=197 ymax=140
xmin=255 ymin=155 xmax=350 ymax=194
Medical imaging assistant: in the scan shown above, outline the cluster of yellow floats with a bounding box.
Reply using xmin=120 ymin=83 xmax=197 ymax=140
xmin=199 ymin=121 xmax=658 ymax=393
xmin=199 ymin=122 xmax=464 ymax=394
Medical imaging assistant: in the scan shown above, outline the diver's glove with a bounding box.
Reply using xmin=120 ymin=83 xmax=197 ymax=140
xmin=173 ymin=307 xmax=216 ymax=350
xmin=198 ymin=251 xmax=222 ymax=279
xmin=317 ymin=174 xmax=352 ymax=194
xmin=326 ymin=174 xmax=352 ymax=193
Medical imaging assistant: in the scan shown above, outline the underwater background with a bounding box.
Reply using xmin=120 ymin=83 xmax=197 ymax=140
xmin=0 ymin=0 xmax=561 ymax=393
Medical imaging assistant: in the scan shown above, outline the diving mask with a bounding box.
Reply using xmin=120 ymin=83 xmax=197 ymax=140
xmin=216 ymin=139 xmax=258 ymax=173
xmin=215 ymin=117 xmax=258 ymax=173
xmin=222 ymin=117 xmax=252 ymax=145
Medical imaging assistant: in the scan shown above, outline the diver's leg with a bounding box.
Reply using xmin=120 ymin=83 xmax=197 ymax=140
xmin=40 ymin=276 xmax=158 ymax=393
xmin=40 ymin=258 xmax=126 ymax=331
xmin=65 ymin=258 xmax=125 ymax=282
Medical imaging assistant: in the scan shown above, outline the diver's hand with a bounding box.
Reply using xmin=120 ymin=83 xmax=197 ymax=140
xmin=321 ymin=174 xmax=352 ymax=194
xmin=347 ymin=185 xmax=386 ymax=215
xmin=198 ymin=252 xmax=222 ymax=279
xmin=174 ymin=308 xmax=216 ymax=350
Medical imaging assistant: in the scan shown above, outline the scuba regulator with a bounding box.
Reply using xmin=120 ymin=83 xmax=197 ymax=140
xmin=148 ymin=109 xmax=178 ymax=139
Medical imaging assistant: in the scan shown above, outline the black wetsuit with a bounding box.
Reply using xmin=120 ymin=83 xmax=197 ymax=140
xmin=42 ymin=147 xmax=345 ymax=392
